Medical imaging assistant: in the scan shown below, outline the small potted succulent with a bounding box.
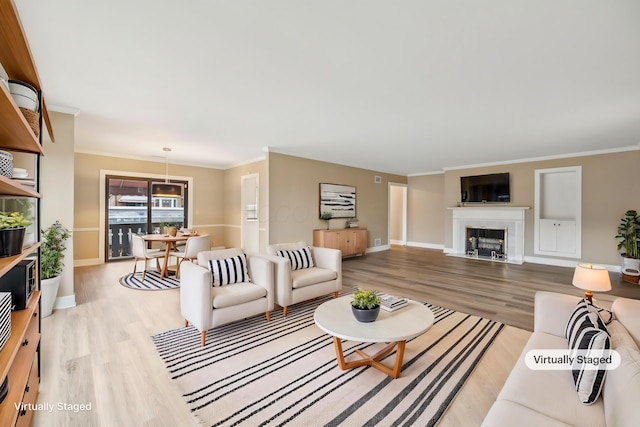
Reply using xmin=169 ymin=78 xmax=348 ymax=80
xmin=320 ymin=211 xmax=333 ymax=229
xmin=351 ymin=289 xmax=381 ymax=323
xmin=0 ymin=211 xmax=31 ymax=257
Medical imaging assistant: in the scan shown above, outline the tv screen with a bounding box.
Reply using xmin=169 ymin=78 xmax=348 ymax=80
xmin=460 ymin=173 xmax=510 ymax=203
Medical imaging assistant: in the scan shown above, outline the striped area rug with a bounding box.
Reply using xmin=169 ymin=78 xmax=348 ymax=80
xmin=152 ymin=294 xmax=503 ymax=426
xmin=118 ymin=270 xmax=180 ymax=290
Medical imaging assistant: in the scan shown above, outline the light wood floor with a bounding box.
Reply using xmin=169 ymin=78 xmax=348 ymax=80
xmin=32 ymin=247 xmax=640 ymax=426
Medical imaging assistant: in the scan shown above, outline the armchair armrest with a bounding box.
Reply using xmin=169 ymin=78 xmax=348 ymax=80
xmin=246 ymin=254 xmax=275 ymax=309
xmin=534 ymin=291 xmax=582 ymax=337
xmin=180 ymin=261 xmax=213 ymax=332
xmin=254 ymin=254 xmax=293 ymax=307
xmin=310 ymin=246 xmax=342 ymax=287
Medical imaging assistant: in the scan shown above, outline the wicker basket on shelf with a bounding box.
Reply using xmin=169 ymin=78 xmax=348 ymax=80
xmin=18 ymin=107 xmax=39 ymax=137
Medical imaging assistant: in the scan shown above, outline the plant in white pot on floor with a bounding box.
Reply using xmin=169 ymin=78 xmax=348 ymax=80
xmin=616 ymin=210 xmax=640 ymax=273
xmin=41 ymin=221 xmax=71 ymax=317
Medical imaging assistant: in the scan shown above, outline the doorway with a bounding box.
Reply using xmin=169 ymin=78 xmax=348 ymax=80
xmin=389 ymin=183 xmax=407 ymax=246
xmin=105 ymin=175 xmax=188 ymax=261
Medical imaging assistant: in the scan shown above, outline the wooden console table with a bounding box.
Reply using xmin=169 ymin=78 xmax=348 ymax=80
xmin=313 ymin=228 xmax=367 ymax=257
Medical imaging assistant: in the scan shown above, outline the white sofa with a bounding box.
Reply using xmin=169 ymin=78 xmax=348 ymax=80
xmin=180 ymin=248 xmax=274 ymax=346
xmin=483 ymin=291 xmax=640 ymax=426
xmin=262 ymin=242 xmax=342 ymax=317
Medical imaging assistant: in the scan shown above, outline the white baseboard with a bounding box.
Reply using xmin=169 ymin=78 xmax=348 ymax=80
xmin=54 ymin=294 xmax=76 ymax=310
xmin=366 ymin=245 xmax=390 ymax=253
xmin=525 ymin=256 xmax=621 ymax=272
xmin=407 ymin=241 xmax=445 ymax=250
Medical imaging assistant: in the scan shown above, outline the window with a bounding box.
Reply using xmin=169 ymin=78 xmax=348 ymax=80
xmin=106 ymin=175 xmax=188 ymax=261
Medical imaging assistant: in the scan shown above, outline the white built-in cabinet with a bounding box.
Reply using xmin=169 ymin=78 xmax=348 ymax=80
xmin=534 ymin=166 xmax=582 ymax=258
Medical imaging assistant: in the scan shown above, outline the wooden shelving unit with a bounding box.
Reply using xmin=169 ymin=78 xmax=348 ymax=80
xmin=0 ymin=244 xmax=39 ymax=277
xmin=0 ymin=1 xmax=51 ymax=425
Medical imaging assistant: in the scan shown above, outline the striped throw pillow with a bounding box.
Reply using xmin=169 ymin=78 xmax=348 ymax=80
xmin=208 ymin=254 xmax=251 ymax=286
xmin=276 ymin=247 xmax=314 ymax=271
xmin=565 ymin=299 xmax=607 ymax=345
xmin=565 ymin=299 xmax=611 ymax=405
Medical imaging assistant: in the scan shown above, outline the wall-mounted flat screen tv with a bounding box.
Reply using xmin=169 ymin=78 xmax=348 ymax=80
xmin=460 ymin=172 xmax=510 ymax=203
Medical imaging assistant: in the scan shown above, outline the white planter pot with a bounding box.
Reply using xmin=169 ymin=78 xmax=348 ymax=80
xmin=621 ymin=256 xmax=640 ymax=272
xmin=41 ymin=276 xmax=61 ymax=318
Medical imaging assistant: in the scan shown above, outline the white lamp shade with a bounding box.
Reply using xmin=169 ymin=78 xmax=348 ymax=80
xmin=572 ymin=264 xmax=612 ymax=293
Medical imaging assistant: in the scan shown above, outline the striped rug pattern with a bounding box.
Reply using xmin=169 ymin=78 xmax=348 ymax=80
xmin=152 ymin=294 xmax=503 ymax=426
xmin=119 ymin=270 xmax=180 ymax=290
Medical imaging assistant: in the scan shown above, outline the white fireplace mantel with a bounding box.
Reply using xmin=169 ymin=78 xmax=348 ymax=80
xmin=449 ymin=207 xmax=530 ymax=264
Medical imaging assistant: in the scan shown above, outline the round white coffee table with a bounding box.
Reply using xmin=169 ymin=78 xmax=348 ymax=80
xmin=314 ymin=295 xmax=435 ymax=378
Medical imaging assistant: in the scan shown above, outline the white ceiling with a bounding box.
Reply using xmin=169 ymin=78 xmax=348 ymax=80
xmin=15 ymin=0 xmax=640 ymax=175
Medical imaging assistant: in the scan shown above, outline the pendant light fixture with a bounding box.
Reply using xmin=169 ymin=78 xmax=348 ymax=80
xmin=151 ymin=147 xmax=181 ymax=197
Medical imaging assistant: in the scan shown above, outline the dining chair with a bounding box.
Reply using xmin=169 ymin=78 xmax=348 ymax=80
xmin=131 ymin=234 xmax=165 ymax=281
xmin=170 ymin=235 xmax=211 ymax=278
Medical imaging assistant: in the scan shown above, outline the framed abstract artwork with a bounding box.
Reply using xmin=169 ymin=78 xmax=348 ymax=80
xmin=319 ymin=183 xmax=356 ymax=218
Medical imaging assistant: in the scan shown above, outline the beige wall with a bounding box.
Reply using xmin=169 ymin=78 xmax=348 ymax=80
xmin=407 ymin=173 xmax=445 ymax=246
xmin=42 ymin=111 xmax=75 ymax=304
xmin=405 ymin=150 xmax=640 ymax=265
xmin=74 ymin=152 xmax=225 ymax=264
xmin=267 ymin=153 xmax=407 ymax=247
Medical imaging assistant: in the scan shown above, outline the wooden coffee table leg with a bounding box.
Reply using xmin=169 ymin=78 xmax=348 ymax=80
xmin=332 ymin=338 xmax=407 ymax=379
xmin=333 ymin=337 xmax=347 ymax=370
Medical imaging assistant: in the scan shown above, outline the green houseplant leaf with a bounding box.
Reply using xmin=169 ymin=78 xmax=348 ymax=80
xmin=351 ymin=289 xmax=381 ymax=310
xmin=0 ymin=211 xmax=31 ymax=229
xmin=616 ymin=210 xmax=640 ymax=259
xmin=41 ymin=221 xmax=71 ymax=279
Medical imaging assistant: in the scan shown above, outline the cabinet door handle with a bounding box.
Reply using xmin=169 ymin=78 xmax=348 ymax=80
xmin=22 ymin=339 xmax=29 ymax=346
xmin=25 ymin=385 xmax=30 ymax=392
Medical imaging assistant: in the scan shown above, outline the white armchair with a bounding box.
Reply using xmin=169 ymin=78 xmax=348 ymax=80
xmin=263 ymin=241 xmax=342 ymax=317
xmin=180 ymin=248 xmax=274 ymax=346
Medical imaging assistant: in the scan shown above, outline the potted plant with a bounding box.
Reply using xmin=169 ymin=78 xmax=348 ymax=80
xmin=320 ymin=211 xmax=333 ymax=229
xmin=351 ymin=289 xmax=381 ymax=322
xmin=0 ymin=211 xmax=31 ymax=257
xmin=615 ymin=210 xmax=640 ymax=272
xmin=40 ymin=221 xmax=71 ymax=317
xmin=160 ymin=222 xmax=179 ymax=236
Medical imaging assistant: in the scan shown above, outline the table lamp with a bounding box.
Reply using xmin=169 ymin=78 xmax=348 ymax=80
xmin=572 ymin=264 xmax=612 ymax=303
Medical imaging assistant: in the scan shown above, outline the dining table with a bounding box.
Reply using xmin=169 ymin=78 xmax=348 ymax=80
xmin=142 ymin=233 xmax=197 ymax=279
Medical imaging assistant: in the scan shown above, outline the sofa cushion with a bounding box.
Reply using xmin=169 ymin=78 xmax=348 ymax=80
xmin=207 ymin=254 xmax=251 ymax=286
xmin=565 ymin=299 xmax=610 ymax=405
xmin=276 ymin=247 xmax=314 ymax=270
xmin=482 ymin=399 xmax=574 ymax=427
xmin=291 ymin=267 xmax=337 ymax=289
xmin=212 ymin=282 xmax=266 ymax=309
xmin=612 ymin=297 xmax=640 ymax=348
xmin=602 ymin=320 xmax=640 ymax=427
xmin=496 ymin=332 xmax=605 ymax=426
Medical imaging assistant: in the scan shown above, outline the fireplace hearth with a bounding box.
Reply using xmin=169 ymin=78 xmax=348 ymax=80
xmin=466 ymin=227 xmax=507 ymax=261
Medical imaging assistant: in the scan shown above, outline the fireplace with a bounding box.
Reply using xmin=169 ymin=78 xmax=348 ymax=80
xmin=466 ymin=227 xmax=507 ymax=261
xmin=449 ymin=207 xmax=529 ymax=264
